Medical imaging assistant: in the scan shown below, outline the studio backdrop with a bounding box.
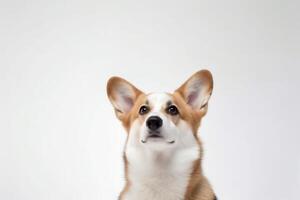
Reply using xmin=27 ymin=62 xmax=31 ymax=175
xmin=0 ymin=0 xmax=299 ymax=200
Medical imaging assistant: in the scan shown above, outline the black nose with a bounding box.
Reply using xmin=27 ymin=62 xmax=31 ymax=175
xmin=146 ymin=116 xmax=163 ymax=131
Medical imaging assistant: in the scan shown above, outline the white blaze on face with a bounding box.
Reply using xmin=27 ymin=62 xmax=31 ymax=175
xmin=146 ymin=92 xmax=171 ymax=112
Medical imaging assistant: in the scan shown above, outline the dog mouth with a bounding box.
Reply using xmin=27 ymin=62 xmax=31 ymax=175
xmin=148 ymin=131 xmax=163 ymax=138
xmin=141 ymin=133 xmax=163 ymax=143
xmin=141 ymin=131 xmax=175 ymax=144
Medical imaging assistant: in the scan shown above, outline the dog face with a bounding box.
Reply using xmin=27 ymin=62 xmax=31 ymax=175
xmin=107 ymin=70 xmax=213 ymax=151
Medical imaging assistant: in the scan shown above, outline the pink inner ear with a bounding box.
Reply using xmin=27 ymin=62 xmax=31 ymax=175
xmin=123 ymin=96 xmax=134 ymax=112
xmin=187 ymin=91 xmax=198 ymax=106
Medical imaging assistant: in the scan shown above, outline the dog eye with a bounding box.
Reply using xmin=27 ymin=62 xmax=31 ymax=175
xmin=166 ymin=105 xmax=179 ymax=115
xmin=139 ymin=105 xmax=149 ymax=115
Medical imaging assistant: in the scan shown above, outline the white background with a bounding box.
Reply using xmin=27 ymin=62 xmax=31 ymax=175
xmin=0 ymin=0 xmax=299 ymax=200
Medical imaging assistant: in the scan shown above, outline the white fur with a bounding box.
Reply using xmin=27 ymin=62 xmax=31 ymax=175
xmin=123 ymin=93 xmax=200 ymax=200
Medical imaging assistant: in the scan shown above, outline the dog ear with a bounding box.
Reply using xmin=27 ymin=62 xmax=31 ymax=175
xmin=175 ymin=70 xmax=213 ymax=112
xmin=107 ymin=76 xmax=143 ymax=120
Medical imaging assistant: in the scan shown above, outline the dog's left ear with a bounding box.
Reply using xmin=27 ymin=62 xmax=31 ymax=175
xmin=107 ymin=76 xmax=143 ymax=120
xmin=175 ymin=70 xmax=213 ymax=112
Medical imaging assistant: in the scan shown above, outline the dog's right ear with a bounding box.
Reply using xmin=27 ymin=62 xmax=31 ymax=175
xmin=107 ymin=77 xmax=143 ymax=120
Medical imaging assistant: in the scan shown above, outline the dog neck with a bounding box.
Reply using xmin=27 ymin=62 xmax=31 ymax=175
xmin=121 ymin=142 xmax=201 ymax=200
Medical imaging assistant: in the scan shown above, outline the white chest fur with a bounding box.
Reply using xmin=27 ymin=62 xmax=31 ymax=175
xmin=123 ymin=146 xmax=199 ymax=200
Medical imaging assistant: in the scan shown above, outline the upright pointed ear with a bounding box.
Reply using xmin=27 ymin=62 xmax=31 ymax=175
xmin=107 ymin=76 xmax=143 ymax=120
xmin=175 ymin=70 xmax=213 ymax=112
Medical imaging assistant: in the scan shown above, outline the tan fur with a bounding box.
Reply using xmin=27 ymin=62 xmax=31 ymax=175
xmin=172 ymin=93 xmax=214 ymax=200
xmin=175 ymin=70 xmax=215 ymax=200
xmin=107 ymin=70 xmax=216 ymax=200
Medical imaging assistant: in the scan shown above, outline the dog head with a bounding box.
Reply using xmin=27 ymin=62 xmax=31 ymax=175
xmin=107 ymin=70 xmax=213 ymax=151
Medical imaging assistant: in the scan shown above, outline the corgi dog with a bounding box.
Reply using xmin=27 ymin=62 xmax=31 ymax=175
xmin=106 ymin=70 xmax=216 ymax=200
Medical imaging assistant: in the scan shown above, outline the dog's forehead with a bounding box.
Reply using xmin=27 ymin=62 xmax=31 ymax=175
xmin=146 ymin=93 xmax=172 ymax=109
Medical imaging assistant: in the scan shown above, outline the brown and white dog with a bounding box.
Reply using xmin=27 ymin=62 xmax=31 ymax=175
xmin=107 ymin=70 xmax=216 ymax=200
